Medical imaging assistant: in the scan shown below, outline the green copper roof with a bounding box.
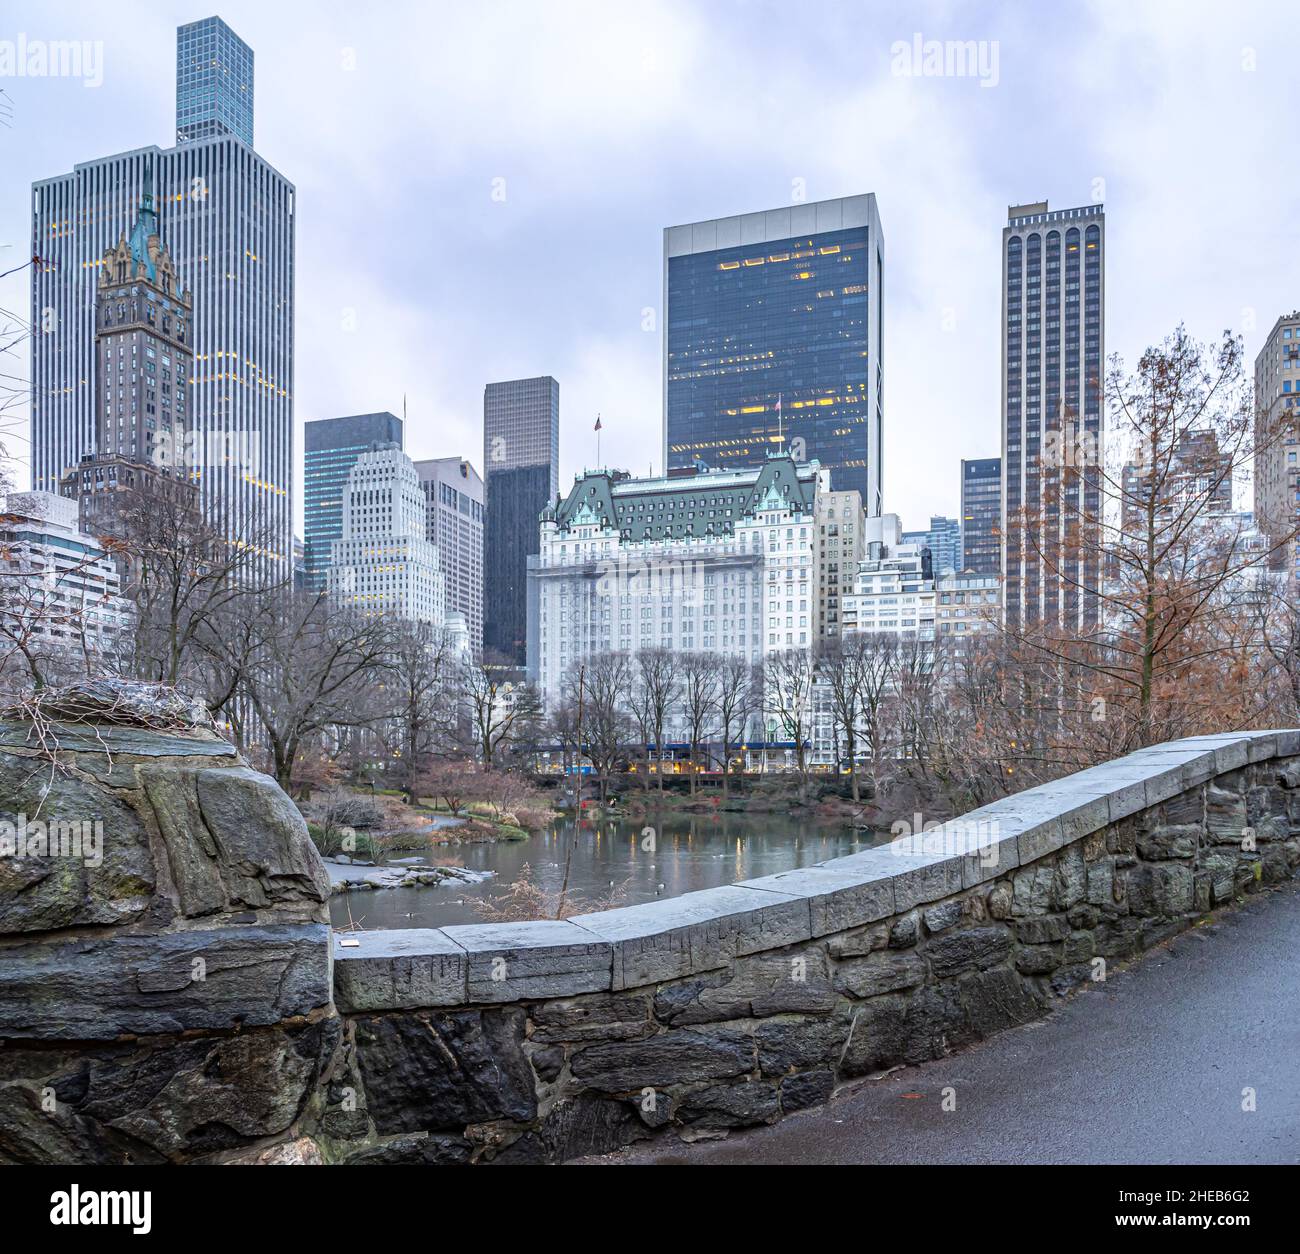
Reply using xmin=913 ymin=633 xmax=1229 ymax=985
xmin=125 ymin=164 xmax=161 ymax=283
xmin=547 ymin=456 xmax=819 ymax=542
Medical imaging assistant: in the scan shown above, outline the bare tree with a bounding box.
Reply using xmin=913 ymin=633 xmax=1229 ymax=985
xmin=207 ymin=589 xmax=393 ymax=792
xmin=631 ymin=647 xmax=678 ymax=793
xmin=819 ymin=634 xmax=886 ymax=803
xmin=715 ymin=655 xmax=758 ymax=798
xmin=411 ymin=757 xmax=482 ymax=816
xmin=678 ymin=651 xmax=721 ymax=795
xmin=461 ymin=652 xmax=542 ymax=770
xmin=1005 ymin=327 xmax=1288 ymax=755
xmin=118 ymin=491 xmax=278 ymax=691
xmin=762 ymin=648 xmax=817 ymax=800
xmin=383 ymin=621 xmax=462 ymax=802
xmin=582 ymin=651 xmax=633 ymax=806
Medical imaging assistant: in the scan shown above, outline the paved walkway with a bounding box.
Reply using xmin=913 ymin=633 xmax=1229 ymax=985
xmin=591 ymin=880 xmax=1300 ymax=1164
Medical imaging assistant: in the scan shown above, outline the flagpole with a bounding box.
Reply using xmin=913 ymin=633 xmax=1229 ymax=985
xmin=596 ymin=413 xmax=601 ymax=468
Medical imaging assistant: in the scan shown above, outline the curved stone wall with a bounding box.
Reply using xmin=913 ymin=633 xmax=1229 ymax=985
xmin=328 ymin=731 xmax=1300 ymax=1163
xmin=4 ymin=722 xmax=1297 ymax=1164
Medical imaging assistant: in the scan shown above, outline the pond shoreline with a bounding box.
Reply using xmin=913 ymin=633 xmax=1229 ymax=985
xmin=327 ymin=811 xmax=892 ymax=932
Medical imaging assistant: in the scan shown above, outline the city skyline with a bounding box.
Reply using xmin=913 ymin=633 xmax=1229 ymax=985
xmin=3 ymin=1 xmax=1294 ymax=534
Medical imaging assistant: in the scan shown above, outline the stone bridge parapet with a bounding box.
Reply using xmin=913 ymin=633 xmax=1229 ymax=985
xmin=327 ymin=732 xmax=1300 ymax=1163
xmin=3 ymin=719 xmax=1297 ymax=1165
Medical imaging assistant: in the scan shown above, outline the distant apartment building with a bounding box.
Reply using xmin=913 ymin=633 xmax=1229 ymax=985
xmin=841 ymin=515 xmax=935 ymax=640
xmin=0 ymin=492 xmax=131 ymax=676
xmin=841 ymin=517 xmax=1000 ymax=649
xmin=303 ymin=413 xmax=403 ymax=593
xmin=816 ymin=489 xmax=865 ymax=641
xmin=328 ymin=444 xmax=444 ymax=626
xmin=1001 ymin=200 xmax=1104 ymax=631
xmin=484 ymin=376 xmax=559 ymax=665
xmin=1253 ymin=311 xmax=1300 ymax=581
xmin=935 ymin=571 xmax=1002 ymax=642
xmin=1121 ymin=428 xmax=1233 ymax=537
xmin=902 ymin=515 xmax=961 ymax=577
xmin=415 ymin=457 xmax=485 ymax=654
xmin=663 ymin=195 xmax=884 ymax=512
xmin=961 ymin=456 xmax=1002 ymax=575
xmin=32 ymin=19 xmax=295 ymax=572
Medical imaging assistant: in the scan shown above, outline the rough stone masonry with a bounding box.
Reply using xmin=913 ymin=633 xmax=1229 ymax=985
xmin=1 ymin=692 xmax=1296 ymax=1165
xmin=325 ymin=730 xmax=1300 ymax=1164
xmin=0 ymin=686 xmax=337 ymax=1164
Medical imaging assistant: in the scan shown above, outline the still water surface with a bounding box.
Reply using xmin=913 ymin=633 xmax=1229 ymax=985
xmin=328 ymin=811 xmax=894 ymax=930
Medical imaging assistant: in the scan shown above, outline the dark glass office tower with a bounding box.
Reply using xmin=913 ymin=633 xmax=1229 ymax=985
xmin=961 ymin=457 xmax=1002 ymax=575
xmin=176 ymin=17 xmax=254 ymax=146
xmin=484 ymin=377 xmax=559 ymax=665
xmin=303 ymin=413 xmax=403 ymax=593
xmin=1001 ymin=201 xmax=1104 ymax=631
xmin=664 ymin=195 xmax=883 ymax=513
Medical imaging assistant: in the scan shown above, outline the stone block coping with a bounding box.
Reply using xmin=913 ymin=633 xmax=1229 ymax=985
xmin=332 ymin=731 xmax=1298 ymax=1011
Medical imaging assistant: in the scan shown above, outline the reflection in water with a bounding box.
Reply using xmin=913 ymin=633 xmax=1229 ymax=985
xmin=328 ymin=811 xmax=893 ymax=931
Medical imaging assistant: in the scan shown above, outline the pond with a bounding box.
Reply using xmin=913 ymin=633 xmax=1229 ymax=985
xmin=327 ymin=810 xmax=895 ymax=931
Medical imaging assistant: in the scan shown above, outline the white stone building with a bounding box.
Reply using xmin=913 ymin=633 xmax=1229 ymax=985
xmin=527 ymin=456 xmax=829 ymax=749
xmin=0 ymin=491 xmax=131 ymax=671
xmin=840 ymin=514 xmax=1005 ymax=661
xmin=414 ymin=457 xmax=484 ymax=654
xmin=329 ymin=443 xmax=445 ymax=626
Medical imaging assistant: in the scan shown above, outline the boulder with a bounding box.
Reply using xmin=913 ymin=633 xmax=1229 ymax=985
xmin=0 ymin=688 xmax=337 ymax=1165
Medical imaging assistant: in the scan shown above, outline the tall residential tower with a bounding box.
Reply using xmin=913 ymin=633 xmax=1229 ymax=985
xmin=175 ymin=17 xmax=254 ymax=146
xmin=415 ymin=457 xmax=485 ymax=654
xmin=1000 ymin=201 xmax=1104 ymax=631
xmin=960 ymin=456 xmax=1002 ymax=576
xmin=1253 ymin=311 xmax=1300 ymax=584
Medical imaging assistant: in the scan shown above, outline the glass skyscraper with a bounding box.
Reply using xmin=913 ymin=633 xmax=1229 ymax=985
xmin=31 ymin=21 xmax=294 ymax=573
xmin=903 ymin=516 xmax=961 ymax=577
xmin=1001 ymin=201 xmax=1104 ymax=631
xmin=176 ymin=17 xmax=254 ymax=146
xmin=664 ymin=195 xmax=883 ymax=513
xmin=960 ymin=456 xmax=1002 ymax=576
xmin=483 ymin=376 xmax=559 ymax=666
xmin=303 ymin=412 xmax=404 ymax=593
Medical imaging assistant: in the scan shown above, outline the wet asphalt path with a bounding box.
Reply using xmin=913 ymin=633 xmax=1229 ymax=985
xmin=589 ymin=880 xmax=1300 ymax=1165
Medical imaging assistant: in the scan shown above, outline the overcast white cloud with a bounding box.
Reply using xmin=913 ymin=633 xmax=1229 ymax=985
xmin=1 ymin=0 xmax=1295 ymax=530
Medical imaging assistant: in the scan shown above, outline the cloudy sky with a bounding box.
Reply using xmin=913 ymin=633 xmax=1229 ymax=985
xmin=1 ymin=0 xmax=1294 ymax=530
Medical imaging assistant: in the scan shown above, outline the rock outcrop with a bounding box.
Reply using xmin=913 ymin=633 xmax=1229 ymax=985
xmin=0 ymin=683 xmax=337 ymax=1164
